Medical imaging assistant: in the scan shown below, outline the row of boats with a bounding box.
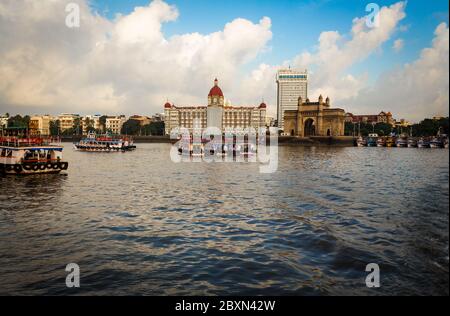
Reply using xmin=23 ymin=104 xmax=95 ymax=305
xmin=0 ymin=130 xmax=136 ymax=176
xmin=356 ymin=134 xmax=449 ymax=148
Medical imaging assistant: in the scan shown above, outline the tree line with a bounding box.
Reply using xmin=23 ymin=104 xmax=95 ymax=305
xmin=345 ymin=117 xmax=449 ymax=137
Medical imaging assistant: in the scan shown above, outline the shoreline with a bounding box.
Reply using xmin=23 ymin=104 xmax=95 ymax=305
xmin=61 ymin=135 xmax=356 ymax=146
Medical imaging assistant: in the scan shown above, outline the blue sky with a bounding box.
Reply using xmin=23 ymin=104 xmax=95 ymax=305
xmin=90 ymin=0 xmax=449 ymax=80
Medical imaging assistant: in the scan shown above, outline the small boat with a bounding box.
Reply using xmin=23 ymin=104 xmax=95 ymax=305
xmin=1 ymin=130 xmax=68 ymax=175
xmin=386 ymin=136 xmax=395 ymax=148
xmin=407 ymin=138 xmax=417 ymax=148
xmin=356 ymin=136 xmax=367 ymax=147
xmin=395 ymin=135 xmax=408 ymax=148
xmin=429 ymin=137 xmax=443 ymax=148
xmin=367 ymin=134 xmax=378 ymax=147
xmin=417 ymin=137 xmax=430 ymax=148
xmin=376 ymin=137 xmax=386 ymax=147
xmin=74 ymin=132 xmax=136 ymax=152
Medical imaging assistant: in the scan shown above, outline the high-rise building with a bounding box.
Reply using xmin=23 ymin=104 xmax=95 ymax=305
xmin=276 ymin=69 xmax=308 ymax=131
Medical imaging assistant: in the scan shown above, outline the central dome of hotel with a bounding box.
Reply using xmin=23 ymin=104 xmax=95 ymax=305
xmin=208 ymin=78 xmax=224 ymax=97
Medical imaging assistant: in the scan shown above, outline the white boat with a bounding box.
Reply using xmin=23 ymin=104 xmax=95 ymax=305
xmin=1 ymin=134 xmax=68 ymax=175
xmin=429 ymin=137 xmax=443 ymax=148
xmin=74 ymin=132 xmax=136 ymax=152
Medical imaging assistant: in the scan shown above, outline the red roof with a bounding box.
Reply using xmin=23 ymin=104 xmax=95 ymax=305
xmin=259 ymin=102 xmax=267 ymax=109
xmin=208 ymin=78 xmax=224 ymax=97
xmin=164 ymin=102 xmax=172 ymax=108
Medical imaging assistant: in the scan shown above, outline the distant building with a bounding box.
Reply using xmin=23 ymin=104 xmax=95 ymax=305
xmin=151 ymin=113 xmax=164 ymax=122
xmin=283 ymin=95 xmax=346 ymax=137
xmin=345 ymin=111 xmax=394 ymax=126
xmin=129 ymin=115 xmax=151 ymax=126
xmin=58 ymin=113 xmax=80 ymax=133
xmin=265 ymin=116 xmax=276 ymax=128
xmin=395 ymin=119 xmax=411 ymax=128
xmin=164 ymin=78 xmax=266 ymax=135
xmin=82 ymin=115 xmax=102 ymax=134
xmin=0 ymin=115 xmax=8 ymax=129
xmin=29 ymin=115 xmax=51 ymax=135
xmin=106 ymin=116 xmax=126 ymax=135
xmin=276 ymin=69 xmax=308 ymax=131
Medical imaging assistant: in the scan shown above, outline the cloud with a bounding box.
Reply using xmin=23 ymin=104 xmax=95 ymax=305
xmin=346 ymin=22 xmax=449 ymax=122
xmin=0 ymin=0 xmax=272 ymax=115
xmin=393 ymin=38 xmax=404 ymax=52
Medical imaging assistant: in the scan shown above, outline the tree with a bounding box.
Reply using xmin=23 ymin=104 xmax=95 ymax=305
xmin=72 ymin=117 xmax=82 ymax=135
xmin=84 ymin=117 xmax=95 ymax=134
xmin=50 ymin=120 xmax=60 ymax=136
xmin=99 ymin=115 xmax=108 ymax=133
xmin=142 ymin=121 xmax=165 ymax=136
xmin=121 ymin=119 xmax=141 ymax=135
xmin=8 ymin=115 xmax=29 ymax=128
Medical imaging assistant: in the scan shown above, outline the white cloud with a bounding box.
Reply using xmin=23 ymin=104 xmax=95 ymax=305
xmin=0 ymin=0 xmax=272 ymax=115
xmin=346 ymin=22 xmax=449 ymax=122
xmin=393 ymin=38 xmax=404 ymax=52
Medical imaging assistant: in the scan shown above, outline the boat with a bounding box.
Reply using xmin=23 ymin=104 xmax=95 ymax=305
xmin=385 ymin=136 xmax=395 ymax=147
xmin=74 ymin=132 xmax=136 ymax=152
xmin=395 ymin=134 xmax=408 ymax=148
xmin=356 ymin=136 xmax=367 ymax=147
xmin=429 ymin=137 xmax=443 ymax=148
xmin=407 ymin=138 xmax=418 ymax=148
xmin=367 ymin=133 xmax=378 ymax=147
xmin=0 ymin=130 xmax=68 ymax=175
xmin=376 ymin=137 xmax=386 ymax=147
xmin=417 ymin=137 xmax=430 ymax=148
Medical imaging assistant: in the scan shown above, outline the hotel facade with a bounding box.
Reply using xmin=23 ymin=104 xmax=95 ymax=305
xmin=164 ymin=79 xmax=267 ymax=135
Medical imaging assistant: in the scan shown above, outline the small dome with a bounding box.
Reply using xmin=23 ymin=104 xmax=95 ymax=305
xmin=259 ymin=102 xmax=267 ymax=109
xmin=164 ymin=102 xmax=172 ymax=108
xmin=208 ymin=78 xmax=224 ymax=97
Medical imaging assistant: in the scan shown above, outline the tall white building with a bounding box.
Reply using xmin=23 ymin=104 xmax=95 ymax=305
xmin=276 ymin=69 xmax=308 ymax=131
xmin=106 ymin=116 xmax=126 ymax=135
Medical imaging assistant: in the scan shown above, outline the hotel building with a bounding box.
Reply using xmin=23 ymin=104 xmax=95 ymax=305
xmin=276 ymin=69 xmax=308 ymax=131
xmin=29 ymin=115 xmax=52 ymax=135
xmin=106 ymin=116 xmax=127 ymax=135
xmin=58 ymin=113 xmax=80 ymax=133
xmin=164 ymin=79 xmax=267 ymax=135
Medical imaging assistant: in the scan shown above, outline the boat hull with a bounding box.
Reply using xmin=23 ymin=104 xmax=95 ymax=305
xmin=1 ymin=162 xmax=68 ymax=176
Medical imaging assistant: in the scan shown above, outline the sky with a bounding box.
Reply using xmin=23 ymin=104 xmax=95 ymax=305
xmin=0 ymin=0 xmax=448 ymax=122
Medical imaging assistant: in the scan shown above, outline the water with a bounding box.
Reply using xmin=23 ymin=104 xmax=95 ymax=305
xmin=0 ymin=144 xmax=448 ymax=295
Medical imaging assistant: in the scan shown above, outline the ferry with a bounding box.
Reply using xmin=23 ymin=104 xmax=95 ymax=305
xmin=417 ymin=137 xmax=430 ymax=148
xmin=429 ymin=137 xmax=443 ymax=148
xmin=407 ymin=138 xmax=418 ymax=148
xmin=395 ymin=135 xmax=408 ymax=148
xmin=74 ymin=132 xmax=136 ymax=152
xmin=385 ymin=136 xmax=395 ymax=148
xmin=0 ymin=131 xmax=68 ymax=175
xmin=376 ymin=137 xmax=386 ymax=147
xmin=367 ymin=134 xmax=378 ymax=147
xmin=356 ymin=136 xmax=367 ymax=147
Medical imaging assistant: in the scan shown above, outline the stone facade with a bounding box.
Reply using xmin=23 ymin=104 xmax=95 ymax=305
xmin=283 ymin=95 xmax=345 ymax=137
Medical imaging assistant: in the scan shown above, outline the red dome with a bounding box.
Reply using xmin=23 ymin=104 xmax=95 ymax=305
xmin=259 ymin=102 xmax=267 ymax=109
xmin=164 ymin=102 xmax=172 ymax=108
xmin=208 ymin=78 xmax=224 ymax=97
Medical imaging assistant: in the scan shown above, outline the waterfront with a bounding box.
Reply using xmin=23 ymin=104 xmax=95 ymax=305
xmin=0 ymin=144 xmax=448 ymax=295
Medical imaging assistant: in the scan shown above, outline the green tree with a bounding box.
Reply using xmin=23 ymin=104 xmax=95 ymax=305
xmin=84 ymin=117 xmax=95 ymax=134
xmin=121 ymin=119 xmax=141 ymax=135
xmin=99 ymin=115 xmax=108 ymax=133
xmin=50 ymin=120 xmax=60 ymax=136
xmin=142 ymin=121 xmax=165 ymax=136
xmin=72 ymin=117 xmax=82 ymax=135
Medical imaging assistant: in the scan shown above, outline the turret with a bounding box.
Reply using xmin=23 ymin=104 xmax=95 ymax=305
xmin=319 ymin=95 xmax=323 ymax=105
xmin=298 ymin=96 xmax=303 ymax=107
xmin=325 ymin=96 xmax=330 ymax=106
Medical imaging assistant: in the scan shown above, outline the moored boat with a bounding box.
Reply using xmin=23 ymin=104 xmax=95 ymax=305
xmin=376 ymin=137 xmax=386 ymax=147
xmin=395 ymin=135 xmax=408 ymax=148
xmin=367 ymin=134 xmax=378 ymax=147
xmin=429 ymin=137 xmax=443 ymax=148
xmin=356 ymin=136 xmax=367 ymax=147
xmin=407 ymin=138 xmax=417 ymax=148
xmin=417 ymin=137 xmax=430 ymax=148
xmin=385 ymin=136 xmax=395 ymax=147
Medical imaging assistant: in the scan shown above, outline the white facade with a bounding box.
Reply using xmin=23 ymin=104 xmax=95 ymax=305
xmin=0 ymin=116 xmax=8 ymax=129
xmin=29 ymin=115 xmax=51 ymax=135
xmin=276 ymin=69 xmax=308 ymax=131
xmin=106 ymin=116 xmax=126 ymax=135
xmin=164 ymin=79 xmax=266 ymax=135
xmin=58 ymin=113 xmax=80 ymax=133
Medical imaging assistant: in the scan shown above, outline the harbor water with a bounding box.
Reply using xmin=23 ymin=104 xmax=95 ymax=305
xmin=0 ymin=144 xmax=448 ymax=295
